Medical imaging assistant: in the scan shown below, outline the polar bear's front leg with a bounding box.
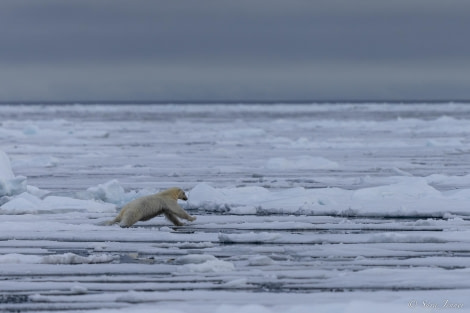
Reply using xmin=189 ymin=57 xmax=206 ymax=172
xmin=164 ymin=212 xmax=184 ymax=226
xmin=166 ymin=202 xmax=196 ymax=222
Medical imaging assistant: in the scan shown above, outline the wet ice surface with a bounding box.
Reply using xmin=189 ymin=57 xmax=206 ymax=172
xmin=1 ymin=103 xmax=470 ymax=312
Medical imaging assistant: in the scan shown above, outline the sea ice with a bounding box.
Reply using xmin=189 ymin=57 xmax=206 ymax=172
xmin=86 ymin=179 xmax=157 ymax=207
xmin=11 ymin=155 xmax=59 ymax=168
xmin=248 ymin=256 xmax=275 ymax=266
xmin=1 ymin=192 xmax=116 ymax=214
xmin=265 ymin=155 xmax=339 ymax=170
xmin=219 ymin=128 xmax=266 ymax=139
xmin=174 ymin=254 xmax=236 ymax=273
xmin=173 ymin=254 xmax=218 ymax=265
xmin=218 ymin=232 xmax=282 ymax=243
xmin=2 ymin=103 xmax=470 ymax=313
xmin=178 ymin=259 xmax=235 ymax=273
xmin=0 ymin=150 xmax=27 ymax=197
xmin=87 ymin=179 xmax=131 ymax=206
xmin=0 ymin=252 xmax=115 ymax=264
xmin=187 ymin=179 xmax=470 ymax=217
xmin=41 ymin=252 xmax=116 ymax=264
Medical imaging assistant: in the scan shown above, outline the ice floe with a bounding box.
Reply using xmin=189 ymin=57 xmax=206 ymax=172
xmin=218 ymin=232 xmax=282 ymax=244
xmin=178 ymin=259 xmax=236 ymax=273
xmin=0 ymin=150 xmax=115 ymax=214
xmin=85 ymin=179 xmax=152 ymax=207
xmin=0 ymin=150 xmax=27 ymax=197
xmin=1 ymin=192 xmax=116 ymax=214
xmin=187 ymin=179 xmax=470 ymax=217
xmin=175 ymin=254 xmax=236 ymax=273
xmin=0 ymin=252 xmax=115 ymax=264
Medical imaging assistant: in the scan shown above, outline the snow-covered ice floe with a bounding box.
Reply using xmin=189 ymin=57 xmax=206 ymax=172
xmin=187 ymin=179 xmax=470 ymax=217
xmin=1 ymin=192 xmax=116 ymax=214
xmin=1 ymin=103 xmax=470 ymax=313
xmin=0 ymin=252 xmax=116 ymax=264
xmin=0 ymin=150 xmax=115 ymax=214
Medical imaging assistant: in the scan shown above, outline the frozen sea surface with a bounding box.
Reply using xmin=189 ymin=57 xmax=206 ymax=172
xmin=1 ymin=103 xmax=470 ymax=312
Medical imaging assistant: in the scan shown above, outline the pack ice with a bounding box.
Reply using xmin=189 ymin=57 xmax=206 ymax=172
xmin=1 ymin=103 xmax=470 ymax=313
xmin=0 ymin=150 xmax=115 ymax=214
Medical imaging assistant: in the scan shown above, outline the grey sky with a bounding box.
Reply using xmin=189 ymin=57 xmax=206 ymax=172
xmin=1 ymin=0 xmax=469 ymax=102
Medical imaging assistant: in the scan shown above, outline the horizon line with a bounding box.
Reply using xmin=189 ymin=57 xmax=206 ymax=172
xmin=0 ymin=99 xmax=469 ymax=105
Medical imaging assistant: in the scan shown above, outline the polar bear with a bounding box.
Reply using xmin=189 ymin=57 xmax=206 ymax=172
xmin=107 ymin=187 xmax=196 ymax=227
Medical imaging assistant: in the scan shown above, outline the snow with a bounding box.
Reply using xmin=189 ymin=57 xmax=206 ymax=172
xmin=1 ymin=103 xmax=470 ymax=312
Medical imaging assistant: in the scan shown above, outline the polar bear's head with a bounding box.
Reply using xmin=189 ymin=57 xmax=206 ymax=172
xmin=162 ymin=187 xmax=188 ymax=201
xmin=176 ymin=188 xmax=188 ymax=201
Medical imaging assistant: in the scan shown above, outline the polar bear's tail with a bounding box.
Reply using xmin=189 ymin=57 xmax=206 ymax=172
xmin=104 ymin=217 xmax=119 ymax=226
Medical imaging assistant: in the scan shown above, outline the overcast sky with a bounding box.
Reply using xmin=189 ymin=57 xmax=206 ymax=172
xmin=1 ymin=0 xmax=469 ymax=102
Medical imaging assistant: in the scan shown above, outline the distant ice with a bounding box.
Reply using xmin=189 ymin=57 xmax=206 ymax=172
xmin=12 ymin=155 xmax=59 ymax=168
xmin=219 ymin=128 xmax=266 ymax=139
xmin=4 ymin=145 xmax=470 ymax=218
xmin=248 ymin=255 xmax=274 ymax=266
xmin=265 ymin=155 xmax=338 ymax=170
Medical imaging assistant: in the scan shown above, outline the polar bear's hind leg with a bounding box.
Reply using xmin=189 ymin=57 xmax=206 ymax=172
xmin=119 ymin=208 xmax=140 ymax=227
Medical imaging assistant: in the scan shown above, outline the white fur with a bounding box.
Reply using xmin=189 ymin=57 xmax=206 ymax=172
xmin=107 ymin=187 xmax=196 ymax=227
